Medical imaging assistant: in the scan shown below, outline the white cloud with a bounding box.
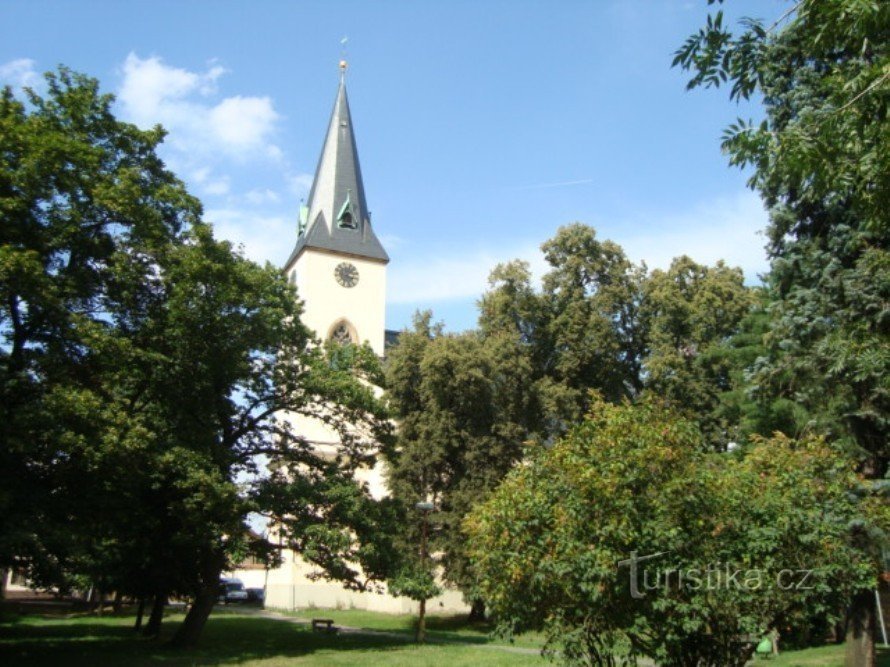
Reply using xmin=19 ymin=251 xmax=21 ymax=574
xmin=118 ymin=53 xmax=201 ymax=126
xmin=614 ymin=190 xmax=769 ymax=281
xmin=206 ymin=207 xmax=294 ymax=265
xmin=203 ymin=178 xmax=231 ymax=196
xmin=189 ymin=166 xmax=230 ymax=196
xmin=199 ymin=62 xmax=227 ymax=95
xmin=208 ymin=95 xmax=278 ymax=151
xmin=245 ymin=188 xmax=280 ymax=205
xmin=387 ymin=190 xmax=769 ymax=305
xmin=0 ymin=58 xmax=41 ymax=91
xmin=388 ymin=245 xmax=545 ymax=305
xmin=286 ymin=172 xmax=315 ymax=198
xmin=117 ymin=53 xmax=280 ymax=158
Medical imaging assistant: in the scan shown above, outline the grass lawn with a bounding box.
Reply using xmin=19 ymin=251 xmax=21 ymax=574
xmin=0 ymin=610 xmax=546 ymax=666
xmin=1 ymin=607 xmax=888 ymax=666
xmin=758 ymin=643 xmax=890 ymax=667
xmin=274 ymin=607 xmax=546 ymax=648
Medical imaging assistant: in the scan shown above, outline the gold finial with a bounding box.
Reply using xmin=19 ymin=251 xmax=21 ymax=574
xmin=339 ymin=37 xmax=349 ymax=82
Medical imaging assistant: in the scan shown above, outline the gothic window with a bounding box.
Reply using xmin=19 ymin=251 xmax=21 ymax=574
xmin=329 ymin=321 xmax=356 ymax=346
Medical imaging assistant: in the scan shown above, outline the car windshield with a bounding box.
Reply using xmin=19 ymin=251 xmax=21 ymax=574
xmin=225 ymin=583 xmax=244 ymax=592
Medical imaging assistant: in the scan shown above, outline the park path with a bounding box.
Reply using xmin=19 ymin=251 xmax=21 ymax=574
xmin=238 ymin=608 xmax=544 ymax=657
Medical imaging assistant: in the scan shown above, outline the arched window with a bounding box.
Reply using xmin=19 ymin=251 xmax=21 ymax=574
xmin=328 ymin=319 xmax=357 ymax=346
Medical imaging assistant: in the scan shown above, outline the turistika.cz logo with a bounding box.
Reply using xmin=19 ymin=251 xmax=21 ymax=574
xmin=617 ymin=550 xmax=815 ymax=599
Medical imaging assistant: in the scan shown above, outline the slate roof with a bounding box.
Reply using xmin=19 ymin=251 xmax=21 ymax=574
xmin=285 ymin=79 xmax=389 ymax=269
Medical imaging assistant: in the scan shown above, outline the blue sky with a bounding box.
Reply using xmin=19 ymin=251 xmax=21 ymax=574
xmin=1 ymin=0 xmax=783 ymax=332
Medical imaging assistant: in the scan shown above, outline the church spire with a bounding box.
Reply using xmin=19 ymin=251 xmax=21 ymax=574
xmin=286 ymin=66 xmax=389 ymax=267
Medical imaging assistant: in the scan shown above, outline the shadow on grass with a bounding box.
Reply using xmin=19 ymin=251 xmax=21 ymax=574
xmin=308 ymin=611 xmax=517 ymax=646
xmin=398 ymin=615 xmax=495 ymax=645
xmin=0 ymin=613 xmax=417 ymax=666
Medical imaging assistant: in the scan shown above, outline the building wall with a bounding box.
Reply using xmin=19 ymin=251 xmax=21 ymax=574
xmin=224 ymin=567 xmax=267 ymax=590
xmin=261 ymin=547 xmax=467 ymax=614
xmin=267 ymin=243 xmax=469 ymax=616
xmin=291 ymin=249 xmax=387 ymax=356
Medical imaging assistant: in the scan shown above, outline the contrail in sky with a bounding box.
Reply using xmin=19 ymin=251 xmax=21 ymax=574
xmin=512 ymin=178 xmax=594 ymax=190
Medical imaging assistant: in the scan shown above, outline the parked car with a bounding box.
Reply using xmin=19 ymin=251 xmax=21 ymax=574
xmin=218 ymin=578 xmax=249 ymax=604
xmin=246 ymin=587 xmax=265 ymax=604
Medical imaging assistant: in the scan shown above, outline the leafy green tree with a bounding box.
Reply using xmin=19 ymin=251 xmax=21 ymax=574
xmin=674 ymin=0 xmax=888 ymax=473
xmin=465 ymin=397 xmax=885 ymax=666
xmin=0 ymin=68 xmax=393 ymax=648
xmin=709 ymin=287 xmax=809 ymax=443
xmin=94 ymin=205 xmax=392 ymax=646
xmin=480 ymin=228 xmax=753 ymax=446
xmin=675 ymin=2 xmax=889 ymax=660
xmin=0 ymin=66 xmax=201 ymax=592
xmin=639 ymin=255 xmax=755 ymax=446
xmin=384 ymin=311 xmax=537 ymax=618
xmin=479 ymin=224 xmax=645 ymax=439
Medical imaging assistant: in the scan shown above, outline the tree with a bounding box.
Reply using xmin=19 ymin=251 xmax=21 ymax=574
xmin=639 ymin=255 xmax=755 ymax=446
xmin=0 ymin=68 xmax=393 ymax=647
xmin=384 ymin=311 xmax=537 ymax=618
xmin=465 ymin=397 xmax=886 ymax=666
xmin=674 ymin=2 xmax=889 ymax=660
xmin=707 ymin=288 xmax=809 ymax=443
xmin=674 ymin=0 xmax=888 ymax=472
xmin=480 ymin=228 xmax=754 ymax=446
xmin=0 ymin=66 xmax=201 ymax=592
xmin=479 ymin=224 xmax=645 ymax=439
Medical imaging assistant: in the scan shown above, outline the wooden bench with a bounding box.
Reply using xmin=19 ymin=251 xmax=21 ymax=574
xmin=311 ymin=618 xmax=337 ymax=633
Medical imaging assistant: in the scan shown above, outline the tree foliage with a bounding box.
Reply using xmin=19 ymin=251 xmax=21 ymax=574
xmin=0 ymin=66 xmax=200 ymax=586
xmin=479 ymin=225 xmax=753 ymax=446
xmin=465 ymin=398 xmax=886 ymax=666
xmin=479 ymin=224 xmax=645 ymax=438
xmin=672 ymin=2 xmax=890 ymax=660
xmin=385 ymin=225 xmax=757 ymax=614
xmin=674 ymin=0 xmax=889 ymax=476
xmin=0 ymin=68 xmax=392 ymax=646
xmin=384 ymin=311 xmax=536 ymax=608
xmin=640 ymin=255 xmax=755 ymax=446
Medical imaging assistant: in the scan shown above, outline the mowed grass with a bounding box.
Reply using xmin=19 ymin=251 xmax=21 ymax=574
xmin=275 ymin=607 xmax=546 ymax=648
xmin=2 ymin=607 xmax=888 ymax=666
xmin=761 ymin=643 xmax=890 ymax=666
xmin=0 ymin=610 xmax=546 ymax=666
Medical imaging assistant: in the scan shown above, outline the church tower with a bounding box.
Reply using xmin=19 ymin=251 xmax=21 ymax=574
xmin=251 ymin=66 xmax=466 ymax=614
xmin=283 ymin=64 xmax=388 ymax=356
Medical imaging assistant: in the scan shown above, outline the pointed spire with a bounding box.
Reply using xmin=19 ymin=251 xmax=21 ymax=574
xmin=285 ymin=69 xmax=388 ymax=267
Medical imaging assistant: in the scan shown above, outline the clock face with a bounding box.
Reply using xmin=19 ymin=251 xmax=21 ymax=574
xmin=334 ymin=262 xmax=359 ymax=288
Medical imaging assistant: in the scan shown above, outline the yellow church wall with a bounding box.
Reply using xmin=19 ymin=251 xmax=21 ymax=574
xmin=262 ymin=545 xmax=468 ymax=614
xmin=261 ymin=75 xmax=469 ymax=620
xmin=291 ymin=248 xmax=387 ymax=356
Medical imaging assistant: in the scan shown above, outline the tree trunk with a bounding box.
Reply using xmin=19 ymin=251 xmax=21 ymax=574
xmin=112 ymin=590 xmax=123 ymax=614
xmin=170 ymin=584 xmax=217 ymax=648
xmin=845 ymin=589 xmax=875 ymax=667
xmin=468 ymin=598 xmax=486 ymax=622
xmin=143 ymin=593 xmax=167 ymax=638
xmin=0 ymin=568 xmax=8 ymax=600
xmin=416 ymin=598 xmax=427 ymax=643
xmin=134 ymin=597 xmax=145 ymax=631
